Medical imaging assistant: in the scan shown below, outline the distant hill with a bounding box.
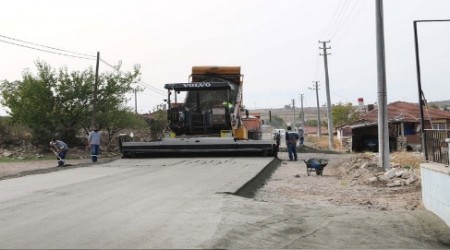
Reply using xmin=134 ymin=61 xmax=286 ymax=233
xmin=250 ymin=107 xmax=327 ymax=128
xmin=428 ymin=100 xmax=450 ymax=110
xmin=250 ymin=99 xmax=450 ymax=128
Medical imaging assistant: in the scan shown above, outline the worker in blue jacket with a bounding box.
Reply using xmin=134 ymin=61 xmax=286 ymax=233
xmin=285 ymin=126 xmax=299 ymax=161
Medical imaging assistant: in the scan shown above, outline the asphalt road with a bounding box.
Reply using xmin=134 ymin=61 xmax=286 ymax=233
xmin=0 ymin=157 xmax=276 ymax=249
xmin=1 ymin=156 xmax=449 ymax=249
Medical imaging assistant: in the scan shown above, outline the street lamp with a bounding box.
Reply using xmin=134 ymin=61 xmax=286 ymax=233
xmin=413 ymin=19 xmax=450 ymax=160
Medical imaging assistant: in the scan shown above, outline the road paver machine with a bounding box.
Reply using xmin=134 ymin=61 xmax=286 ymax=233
xmin=120 ymin=66 xmax=279 ymax=157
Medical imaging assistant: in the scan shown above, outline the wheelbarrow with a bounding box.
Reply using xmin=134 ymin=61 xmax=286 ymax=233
xmin=303 ymin=158 xmax=328 ymax=176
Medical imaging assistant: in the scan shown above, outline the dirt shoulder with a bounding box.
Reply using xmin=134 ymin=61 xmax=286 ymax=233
xmin=258 ymin=151 xmax=422 ymax=211
xmin=243 ymin=150 xmax=450 ymax=248
xmin=0 ymin=155 xmax=120 ymax=180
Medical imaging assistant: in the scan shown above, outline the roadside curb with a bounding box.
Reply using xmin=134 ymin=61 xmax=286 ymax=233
xmin=235 ymin=157 xmax=282 ymax=198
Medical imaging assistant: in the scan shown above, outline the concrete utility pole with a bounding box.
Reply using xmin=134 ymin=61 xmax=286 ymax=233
xmin=292 ymin=99 xmax=296 ymax=128
xmin=134 ymin=89 xmax=138 ymax=114
xmin=310 ymin=81 xmax=322 ymax=138
xmin=91 ymin=51 xmax=100 ymax=128
xmin=300 ymin=94 xmax=305 ymax=129
xmin=319 ymin=41 xmax=334 ymax=150
xmin=375 ymin=0 xmax=390 ymax=171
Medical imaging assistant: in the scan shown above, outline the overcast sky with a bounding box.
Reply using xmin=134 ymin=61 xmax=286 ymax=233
xmin=1 ymin=0 xmax=449 ymax=115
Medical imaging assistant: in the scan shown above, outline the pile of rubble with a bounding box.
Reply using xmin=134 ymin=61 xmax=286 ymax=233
xmin=336 ymin=153 xmax=422 ymax=188
xmin=369 ymin=167 xmax=419 ymax=187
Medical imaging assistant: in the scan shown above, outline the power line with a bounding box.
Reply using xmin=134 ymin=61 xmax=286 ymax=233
xmin=0 ymin=33 xmax=167 ymax=100
xmin=98 ymin=59 xmax=166 ymax=96
xmin=0 ymin=34 xmax=96 ymax=58
xmin=332 ymin=0 xmax=365 ymax=42
xmin=328 ymin=0 xmax=353 ymax=39
xmin=0 ymin=38 xmax=95 ymax=60
xmin=137 ymin=81 xmax=166 ymax=96
xmin=320 ymin=0 xmax=346 ymax=39
xmin=99 ymin=59 xmax=118 ymax=70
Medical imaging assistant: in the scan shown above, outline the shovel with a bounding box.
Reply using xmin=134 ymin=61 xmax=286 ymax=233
xmin=51 ymin=148 xmax=63 ymax=161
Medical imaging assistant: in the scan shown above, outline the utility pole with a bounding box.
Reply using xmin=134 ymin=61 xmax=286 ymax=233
xmin=319 ymin=41 xmax=334 ymax=150
xmin=134 ymin=88 xmax=138 ymax=114
xmin=292 ymin=99 xmax=296 ymax=128
xmin=413 ymin=19 xmax=450 ymax=160
xmin=299 ymin=94 xmax=305 ymax=129
xmin=376 ymin=0 xmax=390 ymax=171
xmin=91 ymin=51 xmax=100 ymax=128
xmin=309 ymin=81 xmax=322 ymax=138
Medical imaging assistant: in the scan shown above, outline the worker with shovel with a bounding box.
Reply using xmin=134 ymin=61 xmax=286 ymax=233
xmin=50 ymin=138 xmax=69 ymax=167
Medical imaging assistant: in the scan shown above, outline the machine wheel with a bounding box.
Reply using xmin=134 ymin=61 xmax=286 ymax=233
xmin=316 ymin=168 xmax=323 ymax=176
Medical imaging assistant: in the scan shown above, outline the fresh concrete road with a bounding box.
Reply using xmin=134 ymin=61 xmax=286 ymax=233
xmin=0 ymin=157 xmax=275 ymax=249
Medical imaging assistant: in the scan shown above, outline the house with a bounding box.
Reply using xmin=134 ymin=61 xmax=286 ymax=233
xmin=338 ymin=101 xmax=450 ymax=152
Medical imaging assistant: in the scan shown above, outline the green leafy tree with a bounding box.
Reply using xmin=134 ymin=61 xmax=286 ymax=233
xmin=147 ymin=106 xmax=168 ymax=140
xmin=0 ymin=60 xmax=141 ymax=146
xmin=268 ymin=115 xmax=286 ymax=129
xmin=100 ymin=108 xmax=148 ymax=150
xmin=1 ymin=63 xmax=57 ymax=144
xmin=305 ymin=119 xmax=318 ymax=127
xmin=331 ymin=102 xmax=360 ymax=127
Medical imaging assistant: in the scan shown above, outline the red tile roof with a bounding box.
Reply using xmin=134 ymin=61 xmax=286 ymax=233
xmin=362 ymin=101 xmax=450 ymax=122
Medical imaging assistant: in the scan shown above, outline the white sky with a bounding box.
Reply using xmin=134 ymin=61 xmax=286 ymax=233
xmin=1 ymin=0 xmax=449 ymax=115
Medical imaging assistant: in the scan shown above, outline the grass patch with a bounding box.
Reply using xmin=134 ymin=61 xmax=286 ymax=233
xmin=391 ymin=151 xmax=424 ymax=169
xmin=0 ymin=155 xmax=56 ymax=163
xmin=305 ymin=136 xmax=341 ymax=151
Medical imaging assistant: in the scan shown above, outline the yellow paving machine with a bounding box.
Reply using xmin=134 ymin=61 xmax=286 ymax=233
xmin=120 ymin=66 xmax=279 ymax=157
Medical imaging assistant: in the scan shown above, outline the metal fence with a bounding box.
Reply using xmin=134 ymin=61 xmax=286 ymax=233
xmin=424 ymin=129 xmax=450 ymax=165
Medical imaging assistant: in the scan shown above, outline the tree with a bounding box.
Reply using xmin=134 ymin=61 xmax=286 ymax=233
xmin=147 ymin=105 xmax=168 ymax=140
xmin=100 ymin=108 xmax=148 ymax=150
xmin=0 ymin=60 xmax=142 ymax=146
xmin=331 ymin=102 xmax=360 ymax=127
xmin=305 ymin=119 xmax=318 ymax=127
xmin=268 ymin=115 xmax=286 ymax=129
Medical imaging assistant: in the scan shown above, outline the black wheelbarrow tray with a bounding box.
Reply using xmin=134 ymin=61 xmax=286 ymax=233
xmin=303 ymin=158 xmax=328 ymax=176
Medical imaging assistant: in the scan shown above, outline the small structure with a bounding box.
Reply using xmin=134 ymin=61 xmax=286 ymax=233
xmin=339 ymin=101 xmax=450 ymax=152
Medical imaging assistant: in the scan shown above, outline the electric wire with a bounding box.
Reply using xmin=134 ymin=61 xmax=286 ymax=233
xmin=332 ymin=0 xmax=365 ymax=43
xmin=328 ymin=0 xmax=353 ymax=39
xmin=0 ymin=38 xmax=95 ymax=60
xmin=99 ymin=58 xmax=166 ymax=96
xmin=320 ymin=0 xmax=346 ymax=40
xmin=0 ymin=33 xmax=167 ymax=111
xmin=137 ymin=81 xmax=166 ymax=96
xmin=0 ymin=34 xmax=96 ymax=58
xmin=0 ymin=34 xmax=166 ymax=99
xmin=316 ymin=0 xmax=364 ymax=105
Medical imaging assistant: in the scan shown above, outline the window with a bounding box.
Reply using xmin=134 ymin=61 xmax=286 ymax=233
xmin=432 ymin=120 xmax=447 ymax=130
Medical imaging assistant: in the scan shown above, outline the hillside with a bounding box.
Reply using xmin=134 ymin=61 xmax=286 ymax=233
xmin=250 ymin=106 xmax=327 ymax=129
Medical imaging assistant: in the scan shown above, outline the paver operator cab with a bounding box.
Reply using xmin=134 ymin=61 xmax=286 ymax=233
xmin=120 ymin=66 xmax=279 ymax=157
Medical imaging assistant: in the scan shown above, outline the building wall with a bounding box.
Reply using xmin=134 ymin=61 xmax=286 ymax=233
xmin=421 ymin=163 xmax=450 ymax=227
